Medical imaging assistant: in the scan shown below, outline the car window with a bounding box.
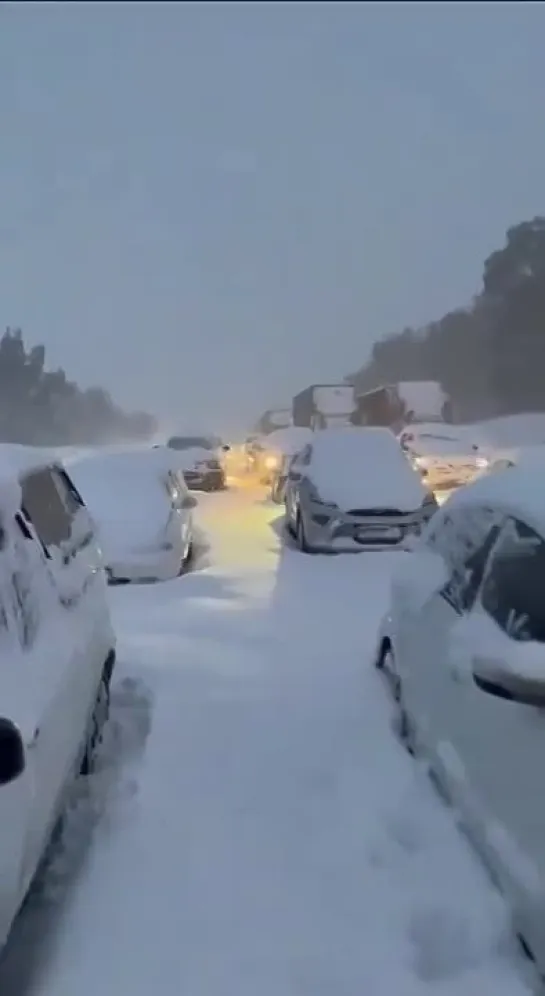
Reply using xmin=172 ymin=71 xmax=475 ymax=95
xmin=425 ymin=504 xmax=505 ymax=614
xmin=480 ymin=517 xmax=545 ymax=642
xmin=295 ymin=444 xmax=312 ymax=467
xmin=52 ymin=466 xmax=86 ymax=517
xmin=21 ymin=467 xmax=73 ymax=550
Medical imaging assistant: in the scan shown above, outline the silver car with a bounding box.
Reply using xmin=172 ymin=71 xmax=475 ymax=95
xmin=283 ymin=426 xmax=437 ymax=553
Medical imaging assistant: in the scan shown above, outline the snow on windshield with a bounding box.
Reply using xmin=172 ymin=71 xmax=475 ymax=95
xmin=310 ymin=428 xmax=426 ymax=510
xmin=69 ymin=455 xmax=169 ymax=554
xmin=265 ymin=427 xmax=313 ymax=455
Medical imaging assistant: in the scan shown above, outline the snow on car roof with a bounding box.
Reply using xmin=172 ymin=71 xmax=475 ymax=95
xmin=308 ymin=427 xmax=427 ymax=511
xmin=446 ymin=458 xmax=545 ymax=534
xmin=265 ymin=426 xmax=313 ymax=455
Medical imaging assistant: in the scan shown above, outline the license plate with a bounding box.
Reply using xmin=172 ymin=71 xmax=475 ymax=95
xmin=356 ymin=525 xmax=402 ymax=542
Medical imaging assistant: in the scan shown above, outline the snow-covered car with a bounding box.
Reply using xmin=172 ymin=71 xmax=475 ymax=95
xmin=68 ymin=449 xmax=196 ymax=584
xmin=474 ymin=443 xmax=545 ymax=479
xmin=257 ymin=426 xmax=314 ymax=498
xmin=398 ymin=423 xmax=485 ymax=491
xmin=374 ymin=461 xmax=545 ymax=973
xmin=0 ymin=446 xmax=116 ymax=952
xmin=283 ymin=427 xmax=437 ymax=553
xmin=166 ymin=435 xmax=228 ymax=491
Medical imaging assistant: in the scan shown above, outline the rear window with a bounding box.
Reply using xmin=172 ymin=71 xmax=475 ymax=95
xmin=167 ymin=436 xmax=213 ymax=451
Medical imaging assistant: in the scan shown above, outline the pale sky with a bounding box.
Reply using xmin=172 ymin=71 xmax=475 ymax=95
xmin=0 ymin=1 xmax=544 ymax=434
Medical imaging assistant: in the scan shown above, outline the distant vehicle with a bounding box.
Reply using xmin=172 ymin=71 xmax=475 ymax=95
xmin=353 ymin=381 xmax=452 ymax=431
xmin=374 ymin=460 xmax=545 ymax=976
xmin=0 ymin=445 xmax=116 ymax=953
xmin=283 ymin=426 xmax=437 ymax=553
xmin=251 ymin=426 xmax=314 ymax=498
xmin=398 ymin=423 xmax=485 ymax=491
xmin=166 ymin=435 xmax=229 ymax=491
xmin=254 ymin=408 xmax=293 ymax=436
xmin=69 ymin=448 xmax=196 ymax=583
xmin=292 ymin=383 xmax=357 ymax=430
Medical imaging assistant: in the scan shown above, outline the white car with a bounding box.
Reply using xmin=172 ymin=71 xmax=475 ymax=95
xmin=0 ymin=446 xmax=115 ymax=951
xmin=165 ymin=435 xmax=228 ymax=491
xmin=398 ymin=423 xmax=486 ymax=492
xmin=283 ymin=427 xmax=437 ymax=553
xmin=68 ymin=449 xmax=196 ymax=584
xmin=374 ymin=461 xmax=545 ymax=972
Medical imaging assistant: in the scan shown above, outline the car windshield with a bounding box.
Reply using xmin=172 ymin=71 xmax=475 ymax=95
xmin=167 ymin=436 xmax=213 ymax=451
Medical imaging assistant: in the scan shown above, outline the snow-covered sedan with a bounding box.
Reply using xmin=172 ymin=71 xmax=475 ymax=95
xmin=374 ymin=461 xmax=545 ymax=974
xmin=166 ymin=435 xmax=228 ymax=491
xmin=284 ymin=427 xmax=437 ymax=553
xmin=0 ymin=446 xmax=116 ymax=953
xmin=68 ymin=449 xmax=196 ymax=583
xmin=398 ymin=423 xmax=486 ymax=492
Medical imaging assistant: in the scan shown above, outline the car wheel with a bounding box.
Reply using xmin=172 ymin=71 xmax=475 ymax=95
xmin=80 ymin=669 xmax=111 ymax=776
xmin=381 ymin=645 xmax=402 ymax=702
xmin=296 ymin=512 xmax=313 ymax=553
xmin=396 ymin=698 xmax=417 ymax=757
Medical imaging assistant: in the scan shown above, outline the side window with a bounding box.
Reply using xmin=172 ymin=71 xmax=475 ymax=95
xmin=52 ymin=466 xmax=86 ymax=517
xmin=480 ymin=517 xmax=545 ymax=642
xmin=296 ymin=445 xmax=312 ymax=467
xmin=425 ymin=504 xmax=505 ymax=614
xmin=21 ymin=467 xmax=73 ymax=550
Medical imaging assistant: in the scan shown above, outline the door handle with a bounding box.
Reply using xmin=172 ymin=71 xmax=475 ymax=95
xmin=26 ymin=727 xmax=40 ymax=749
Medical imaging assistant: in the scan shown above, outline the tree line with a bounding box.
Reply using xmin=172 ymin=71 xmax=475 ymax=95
xmin=347 ymin=217 xmax=545 ymax=423
xmin=0 ymin=327 xmax=156 ymax=445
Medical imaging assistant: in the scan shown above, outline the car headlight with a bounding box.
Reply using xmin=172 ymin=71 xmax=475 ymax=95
xmin=475 ymin=457 xmax=489 ymax=469
xmin=265 ymin=454 xmax=280 ymax=470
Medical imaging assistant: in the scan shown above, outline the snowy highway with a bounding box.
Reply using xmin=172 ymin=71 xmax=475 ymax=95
xmin=0 ymin=484 xmax=535 ymax=995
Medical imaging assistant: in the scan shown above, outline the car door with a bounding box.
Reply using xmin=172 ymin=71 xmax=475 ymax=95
xmin=439 ymin=516 xmax=545 ymax=946
xmin=0 ymin=513 xmax=43 ymax=906
xmin=166 ymin=470 xmax=192 ymax=551
xmin=400 ymin=502 xmax=505 ymax=756
xmin=19 ymin=466 xmax=98 ymax=870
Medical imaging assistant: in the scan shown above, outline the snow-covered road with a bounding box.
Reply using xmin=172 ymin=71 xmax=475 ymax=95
xmin=0 ymin=487 xmax=534 ymax=994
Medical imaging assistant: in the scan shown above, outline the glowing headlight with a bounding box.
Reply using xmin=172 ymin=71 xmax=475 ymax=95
xmin=476 ymin=457 xmax=489 ymax=469
xmin=265 ymin=455 xmax=280 ymax=470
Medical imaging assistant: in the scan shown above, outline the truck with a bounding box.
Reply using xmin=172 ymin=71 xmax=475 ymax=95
xmin=254 ymin=408 xmax=293 ymax=436
xmin=353 ymin=381 xmax=452 ymax=431
xmin=292 ymin=383 xmax=357 ymax=430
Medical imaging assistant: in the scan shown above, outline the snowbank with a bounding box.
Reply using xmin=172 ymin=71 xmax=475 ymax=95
xmin=310 ymin=427 xmax=427 ymax=511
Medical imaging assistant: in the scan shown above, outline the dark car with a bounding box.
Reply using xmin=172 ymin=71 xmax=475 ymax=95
xmin=166 ymin=435 xmax=229 ymax=491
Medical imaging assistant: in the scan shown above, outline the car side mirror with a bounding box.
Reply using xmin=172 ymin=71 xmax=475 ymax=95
xmin=222 ymin=444 xmax=230 ymax=452
xmin=0 ymin=718 xmax=25 ymax=785
xmin=182 ymin=494 xmax=198 ymax=509
xmin=472 ymin=654 xmax=545 ymax=708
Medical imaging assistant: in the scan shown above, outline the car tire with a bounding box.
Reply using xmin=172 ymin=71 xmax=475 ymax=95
xmin=80 ymin=662 xmax=112 ymax=776
xmin=380 ymin=645 xmax=402 ymax=702
xmin=296 ymin=512 xmax=314 ymax=554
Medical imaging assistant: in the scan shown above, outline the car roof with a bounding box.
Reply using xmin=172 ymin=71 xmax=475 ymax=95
xmin=309 ymin=426 xmax=400 ymax=453
xmin=445 ymin=460 xmax=545 ymax=536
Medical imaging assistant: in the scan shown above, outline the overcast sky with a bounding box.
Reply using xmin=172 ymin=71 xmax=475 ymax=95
xmin=0 ymin=1 xmax=544 ymax=434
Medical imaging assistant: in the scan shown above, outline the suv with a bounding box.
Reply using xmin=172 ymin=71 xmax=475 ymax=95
xmin=0 ymin=448 xmax=116 ymax=951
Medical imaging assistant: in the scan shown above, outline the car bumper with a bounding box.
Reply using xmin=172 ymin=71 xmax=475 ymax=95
xmin=106 ymin=545 xmax=183 ymax=584
xmin=184 ymin=469 xmax=226 ymax=491
xmin=303 ymin=507 xmax=433 ymax=552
